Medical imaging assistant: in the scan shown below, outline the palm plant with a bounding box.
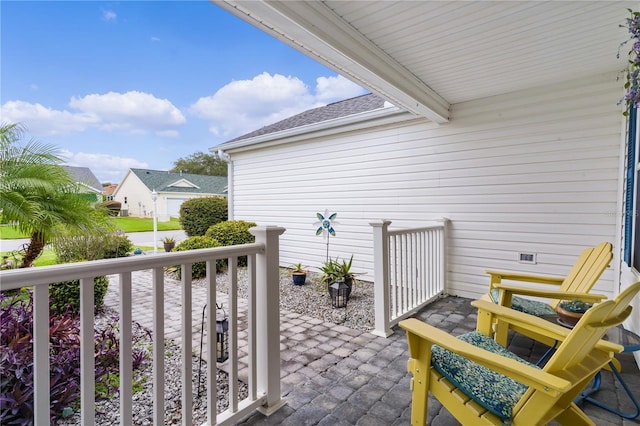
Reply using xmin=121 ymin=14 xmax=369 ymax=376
xmin=0 ymin=122 xmax=98 ymax=267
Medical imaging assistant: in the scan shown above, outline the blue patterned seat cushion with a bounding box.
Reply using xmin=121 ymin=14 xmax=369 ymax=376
xmin=490 ymin=289 xmax=556 ymax=316
xmin=431 ymin=331 xmax=540 ymax=420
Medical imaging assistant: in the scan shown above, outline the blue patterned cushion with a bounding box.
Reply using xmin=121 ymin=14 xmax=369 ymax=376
xmin=431 ymin=331 xmax=540 ymax=420
xmin=490 ymin=289 xmax=556 ymax=316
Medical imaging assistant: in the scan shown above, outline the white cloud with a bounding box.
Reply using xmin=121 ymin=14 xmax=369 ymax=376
xmin=1 ymin=100 xmax=99 ymax=135
xmin=189 ymin=72 xmax=367 ymax=139
xmin=1 ymin=91 xmax=185 ymax=137
xmin=70 ymin=91 xmax=186 ymax=133
xmin=102 ymin=10 xmax=117 ymax=21
xmin=315 ymin=75 xmax=366 ymax=102
xmin=60 ymin=150 xmax=148 ymax=183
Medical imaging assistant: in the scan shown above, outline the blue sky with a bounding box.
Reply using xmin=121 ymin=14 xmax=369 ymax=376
xmin=1 ymin=1 xmax=367 ymax=183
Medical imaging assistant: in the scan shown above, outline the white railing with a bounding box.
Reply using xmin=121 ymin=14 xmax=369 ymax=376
xmin=371 ymin=219 xmax=448 ymax=337
xmin=0 ymin=226 xmax=286 ymax=425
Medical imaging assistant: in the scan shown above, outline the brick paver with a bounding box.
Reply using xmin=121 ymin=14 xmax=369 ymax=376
xmin=104 ymin=271 xmax=640 ymax=426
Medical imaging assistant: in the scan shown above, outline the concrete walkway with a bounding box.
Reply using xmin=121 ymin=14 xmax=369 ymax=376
xmin=104 ymin=271 xmax=640 ymax=426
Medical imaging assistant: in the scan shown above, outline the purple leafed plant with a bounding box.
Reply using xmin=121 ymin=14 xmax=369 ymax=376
xmin=0 ymin=291 xmax=150 ymax=425
xmin=621 ymin=9 xmax=640 ymax=115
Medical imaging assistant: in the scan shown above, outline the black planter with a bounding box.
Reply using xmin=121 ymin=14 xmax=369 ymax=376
xmin=163 ymin=242 xmax=175 ymax=252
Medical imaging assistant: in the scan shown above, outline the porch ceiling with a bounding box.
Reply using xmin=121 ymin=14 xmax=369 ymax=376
xmin=214 ymin=1 xmax=635 ymax=124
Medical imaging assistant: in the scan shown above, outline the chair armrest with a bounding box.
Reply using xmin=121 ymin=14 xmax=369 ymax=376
xmin=472 ymin=300 xmax=623 ymax=353
xmin=399 ymin=318 xmax=571 ymax=394
xmin=485 ymin=270 xmax=565 ymax=286
xmin=493 ymin=284 xmax=607 ymax=303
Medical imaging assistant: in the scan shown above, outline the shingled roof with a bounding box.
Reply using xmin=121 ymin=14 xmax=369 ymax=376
xmin=130 ymin=169 xmax=227 ymax=195
xmin=225 ymin=93 xmax=385 ymax=143
xmin=62 ymin=165 xmax=103 ymax=193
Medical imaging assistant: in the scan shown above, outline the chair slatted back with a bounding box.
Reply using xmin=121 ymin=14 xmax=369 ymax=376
xmin=513 ymin=281 xmax=640 ymax=422
xmin=548 ymin=241 xmax=613 ymax=310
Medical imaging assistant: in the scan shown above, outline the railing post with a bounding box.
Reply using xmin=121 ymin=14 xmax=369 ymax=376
xmin=32 ymin=284 xmax=50 ymax=425
xmin=436 ymin=217 xmax=450 ymax=294
xmin=80 ymin=277 xmax=95 ymax=425
xmin=371 ymin=220 xmax=393 ymax=337
xmin=250 ymin=225 xmax=287 ymax=415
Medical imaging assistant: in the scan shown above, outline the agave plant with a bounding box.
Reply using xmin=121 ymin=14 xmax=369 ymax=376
xmin=559 ymin=299 xmax=593 ymax=314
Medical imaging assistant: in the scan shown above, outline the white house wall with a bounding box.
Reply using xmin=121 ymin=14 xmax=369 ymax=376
xmin=113 ymin=172 xmax=156 ymax=218
xmin=229 ymin=72 xmax=623 ymax=300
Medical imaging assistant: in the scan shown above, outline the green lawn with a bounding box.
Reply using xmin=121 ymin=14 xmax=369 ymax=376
xmin=2 ymin=249 xmax=57 ymax=267
xmin=0 ymin=217 xmax=182 ymax=239
xmin=111 ymin=217 xmax=182 ymax=232
xmin=1 ymin=245 xmax=155 ymax=268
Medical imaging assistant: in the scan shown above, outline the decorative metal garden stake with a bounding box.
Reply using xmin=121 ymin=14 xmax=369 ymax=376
xmin=315 ymin=209 xmax=338 ymax=262
xmin=216 ymin=303 xmax=229 ymax=363
xmin=197 ymin=303 xmax=207 ymax=397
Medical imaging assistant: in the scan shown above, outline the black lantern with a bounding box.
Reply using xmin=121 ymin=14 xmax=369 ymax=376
xmin=216 ymin=303 xmax=229 ymax=362
xmin=329 ymin=280 xmax=349 ymax=308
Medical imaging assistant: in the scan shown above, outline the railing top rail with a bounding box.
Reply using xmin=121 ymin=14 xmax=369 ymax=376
xmin=0 ymin=242 xmax=264 ymax=291
xmin=386 ymin=224 xmax=445 ymax=237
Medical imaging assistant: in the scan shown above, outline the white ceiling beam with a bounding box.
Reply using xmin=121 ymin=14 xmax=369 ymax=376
xmin=213 ymin=0 xmax=450 ymax=124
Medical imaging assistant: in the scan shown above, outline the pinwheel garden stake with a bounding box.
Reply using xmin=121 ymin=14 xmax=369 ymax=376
xmin=314 ymin=210 xmax=338 ymax=262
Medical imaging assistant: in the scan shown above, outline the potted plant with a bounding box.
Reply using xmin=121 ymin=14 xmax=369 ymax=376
xmin=556 ymin=299 xmax=593 ymax=327
xmin=319 ymin=255 xmax=360 ymax=298
xmin=291 ymin=262 xmax=308 ymax=285
xmin=162 ymin=236 xmax=176 ymax=252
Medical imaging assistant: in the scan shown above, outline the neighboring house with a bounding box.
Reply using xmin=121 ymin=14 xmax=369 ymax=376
xmin=62 ymin=165 xmax=103 ymax=203
xmin=103 ymin=183 xmax=118 ymax=200
xmin=214 ymin=1 xmax=640 ymax=347
xmin=112 ymin=169 xmax=227 ymax=221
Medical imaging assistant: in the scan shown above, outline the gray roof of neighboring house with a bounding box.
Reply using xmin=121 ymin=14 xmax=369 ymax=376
xmin=224 ymin=93 xmax=385 ymax=144
xmin=62 ymin=166 xmax=103 ymax=193
xmin=130 ymin=169 xmax=227 ymax=195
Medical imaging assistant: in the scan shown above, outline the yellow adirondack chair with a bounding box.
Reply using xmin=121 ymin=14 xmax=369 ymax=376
xmin=400 ymin=281 xmax=640 ymax=426
xmin=480 ymin=241 xmax=612 ymax=345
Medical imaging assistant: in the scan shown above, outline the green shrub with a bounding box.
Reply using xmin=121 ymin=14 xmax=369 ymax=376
xmin=53 ymin=228 xmax=132 ymax=263
xmin=173 ymin=236 xmax=225 ymax=279
xmin=205 ymin=220 xmax=256 ymax=267
xmin=51 ymin=225 xmax=130 ymax=312
xmin=179 ymin=197 xmax=228 ymax=237
xmin=103 ymin=233 xmax=133 ymax=258
xmin=49 ymin=276 xmax=110 ymax=315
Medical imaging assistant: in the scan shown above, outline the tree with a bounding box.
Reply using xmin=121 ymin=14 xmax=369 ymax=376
xmin=171 ymin=151 xmax=227 ymax=176
xmin=0 ymin=122 xmax=99 ymax=267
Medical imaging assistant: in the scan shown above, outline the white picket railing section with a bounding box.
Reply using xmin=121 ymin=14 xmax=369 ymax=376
xmin=0 ymin=226 xmax=286 ymax=426
xmin=371 ymin=219 xmax=449 ymax=337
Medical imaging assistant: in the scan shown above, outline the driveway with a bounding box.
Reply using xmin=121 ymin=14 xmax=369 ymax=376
xmin=0 ymin=230 xmax=187 ymax=253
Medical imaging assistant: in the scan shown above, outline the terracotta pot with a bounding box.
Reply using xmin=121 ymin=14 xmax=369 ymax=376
xmin=555 ymin=305 xmax=584 ymax=327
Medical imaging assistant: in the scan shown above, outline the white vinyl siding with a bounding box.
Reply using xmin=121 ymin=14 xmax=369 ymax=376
xmin=229 ymin=72 xmax=623 ymax=300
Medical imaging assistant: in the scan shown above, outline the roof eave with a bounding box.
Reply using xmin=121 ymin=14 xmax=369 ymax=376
xmin=214 ymin=0 xmax=450 ymax=124
xmin=214 ymin=105 xmax=418 ymax=153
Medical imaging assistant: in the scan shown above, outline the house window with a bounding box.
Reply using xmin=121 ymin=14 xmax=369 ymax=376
xmin=624 ymin=107 xmax=639 ymax=268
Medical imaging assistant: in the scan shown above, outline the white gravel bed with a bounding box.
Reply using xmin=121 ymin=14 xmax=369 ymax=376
xmin=60 ymin=267 xmax=373 ymax=425
xmin=210 ymin=267 xmax=375 ymax=331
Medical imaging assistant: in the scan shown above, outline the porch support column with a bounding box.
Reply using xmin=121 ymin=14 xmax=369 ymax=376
xmin=371 ymin=219 xmax=393 ymax=337
xmin=250 ymin=225 xmax=287 ymax=415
